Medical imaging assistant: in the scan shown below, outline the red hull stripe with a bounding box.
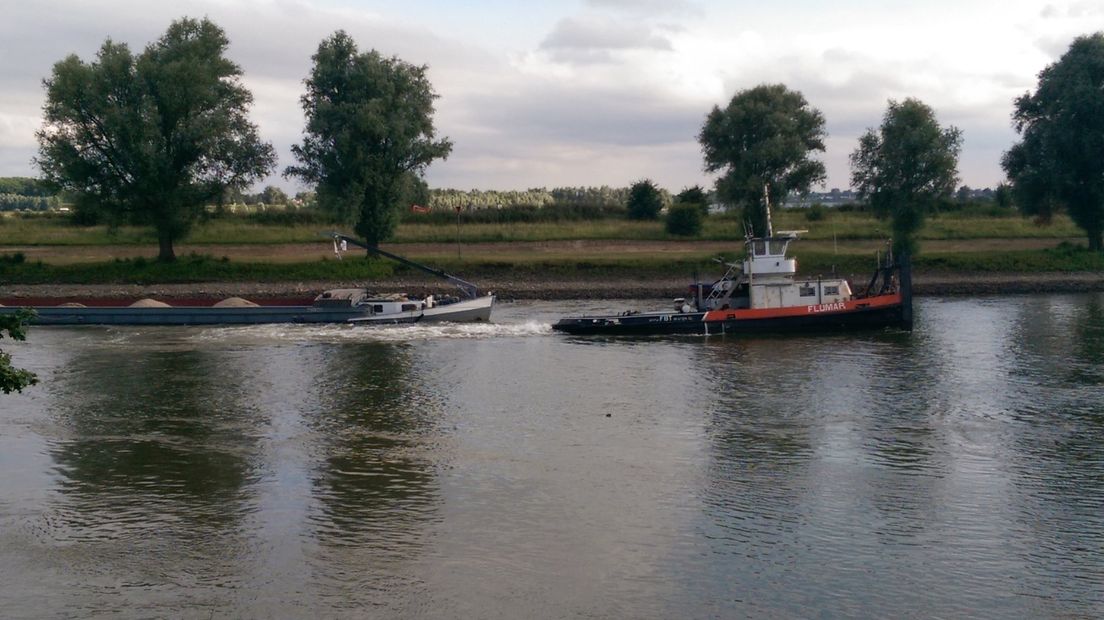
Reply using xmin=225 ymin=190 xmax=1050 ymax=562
xmin=703 ymin=293 xmax=903 ymax=322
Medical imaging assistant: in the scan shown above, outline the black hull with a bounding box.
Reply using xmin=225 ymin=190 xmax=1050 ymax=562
xmin=552 ymin=303 xmax=909 ymax=336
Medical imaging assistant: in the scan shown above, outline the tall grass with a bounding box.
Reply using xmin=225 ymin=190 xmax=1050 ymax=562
xmin=0 ymin=253 xmax=394 ymax=285
xmin=0 ymin=210 xmax=1088 ymax=246
xmin=5 ymin=246 xmax=1095 ymax=286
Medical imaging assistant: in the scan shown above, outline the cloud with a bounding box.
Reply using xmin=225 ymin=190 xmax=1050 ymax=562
xmin=586 ymin=0 xmax=703 ymax=17
xmin=3 ymin=0 xmax=1101 ymax=192
xmin=539 ymin=16 xmax=674 ymax=64
xmin=0 ymin=0 xmax=500 ymax=188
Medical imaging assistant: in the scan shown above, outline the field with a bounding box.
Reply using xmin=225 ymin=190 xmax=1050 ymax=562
xmin=0 ymin=209 xmax=1086 ymax=247
xmin=0 ymin=211 xmax=1101 ymax=290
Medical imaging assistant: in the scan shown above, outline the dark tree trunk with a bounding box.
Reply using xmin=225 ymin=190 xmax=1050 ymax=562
xmin=1090 ymin=231 xmax=1103 ymax=252
xmin=158 ymin=231 xmax=176 ymax=262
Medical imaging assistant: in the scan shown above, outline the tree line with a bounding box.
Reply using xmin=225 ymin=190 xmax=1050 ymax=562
xmin=28 ymin=17 xmax=1104 ymax=260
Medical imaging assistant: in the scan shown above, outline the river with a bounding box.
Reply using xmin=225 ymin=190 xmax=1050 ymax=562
xmin=1 ymin=295 xmax=1102 ymax=618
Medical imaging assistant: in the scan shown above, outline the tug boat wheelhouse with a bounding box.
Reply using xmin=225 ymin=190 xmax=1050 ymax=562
xmin=552 ymin=226 xmax=912 ymax=337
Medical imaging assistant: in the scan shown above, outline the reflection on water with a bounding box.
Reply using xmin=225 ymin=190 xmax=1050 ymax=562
xmin=300 ymin=342 xmax=443 ymax=611
xmin=0 ymin=296 xmax=1102 ymax=618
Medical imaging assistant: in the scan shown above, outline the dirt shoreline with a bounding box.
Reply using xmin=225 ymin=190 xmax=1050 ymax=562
xmin=2 ymin=271 xmax=1103 ymax=303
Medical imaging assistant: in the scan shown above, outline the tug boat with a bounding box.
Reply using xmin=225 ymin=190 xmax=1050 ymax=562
xmin=552 ymin=226 xmax=912 ymax=337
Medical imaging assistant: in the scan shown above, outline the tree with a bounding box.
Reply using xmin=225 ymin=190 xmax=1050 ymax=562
xmin=676 ymin=185 xmax=709 ymax=216
xmin=286 ymin=31 xmax=452 ymax=247
xmin=626 ymin=179 xmax=663 ymax=220
xmin=396 ymin=171 xmax=430 ymax=210
xmin=850 ymin=98 xmax=962 ymax=256
xmin=0 ymin=177 xmax=52 ymax=197
xmin=699 ymin=84 xmax=826 ymax=235
xmin=260 ymin=185 xmax=288 ymax=205
xmin=956 ymin=185 xmax=973 ymax=203
xmin=1002 ymin=33 xmax=1104 ymax=251
xmin=35 ymin=18 xmax=275 ymax=261
xmin=1 ymin=310 xmax=37 ymax=394
xmin=994 ymin=183 xmax=1014 ymax=210
xmin=666 ymin=202 xmax=703 ymax=236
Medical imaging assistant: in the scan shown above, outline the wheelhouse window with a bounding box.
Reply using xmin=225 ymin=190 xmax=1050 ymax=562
xmin=769 ymin=240 xmax=788 ymax=255
xmin=402 ymin=304 xmax=418 ymax=312
xmin=753 ymin=241 xmax=767 ymax=256
xmin=824 ymin=286 xmax=840 ymax=296
xmin=373 ymin=305 xmax=384 ymax=313
xmin=799 ymin=285 xmax=816 ymax=297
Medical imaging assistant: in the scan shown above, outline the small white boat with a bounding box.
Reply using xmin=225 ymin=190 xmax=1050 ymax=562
xmin=326 ymin=233 xmax=496 ymax=326
xmin=343 ymin=291 xmax=496 ymax=325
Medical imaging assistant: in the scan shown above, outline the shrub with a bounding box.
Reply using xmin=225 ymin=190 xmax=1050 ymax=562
xmin=805 ymin=203 xmax=827 ymax=221
xmin=666 ymin=202 xmax=703 ymax=236
xmin=400 ymin=202 xmax=626 ymax=225
xmin=246 ymin=209 xmax=332 ymax=226
xmin=627 ymin=179 xmax=663 ymax=220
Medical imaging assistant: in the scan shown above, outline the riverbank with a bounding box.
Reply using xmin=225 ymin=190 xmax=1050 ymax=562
xmin=2 ymin=271 xmax=1102 ymax=304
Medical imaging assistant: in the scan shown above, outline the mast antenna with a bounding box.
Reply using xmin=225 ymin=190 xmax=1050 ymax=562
xmin=763 ymin=184 xmax=773 ymax=238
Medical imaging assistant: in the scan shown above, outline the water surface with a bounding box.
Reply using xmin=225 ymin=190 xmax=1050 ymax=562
xmin=2 ymin=295 xmax=1103 ymax=618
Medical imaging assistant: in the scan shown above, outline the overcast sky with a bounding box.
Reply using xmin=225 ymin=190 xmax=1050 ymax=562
xmin=1 ymin=0 xmax=1101 ymax=193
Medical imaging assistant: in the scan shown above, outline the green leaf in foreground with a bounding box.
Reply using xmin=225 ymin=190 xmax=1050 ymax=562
xmin=1 ymin=309 xmax=38 ymax=394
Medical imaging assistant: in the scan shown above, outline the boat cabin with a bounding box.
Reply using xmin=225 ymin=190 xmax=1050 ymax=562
xmin=689 ymin=229 xmax=853 ymax=312
xmin=312 ymin=289 xmax=436 ymax=316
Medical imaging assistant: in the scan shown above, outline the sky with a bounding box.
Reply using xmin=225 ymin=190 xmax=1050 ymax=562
xmin=1 ymin=0 xmax=1102 ymax=194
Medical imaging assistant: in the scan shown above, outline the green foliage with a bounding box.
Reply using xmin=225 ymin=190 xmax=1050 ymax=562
xmin=627 ymin=179 xmax=664 ymax=220
xmin=676 ymin=185 xmax=708 ymax=205
xmin=850 ymin=98 xmax=962 ymax=256
xmin=286 ymin=31 xmax=452 ymax=246
xmin=666 ymin=202 xmax=704 ymax=236
xmin=425 ymin=186 xmax=677 ymax=213
xmin=994 ymin=183 xmax=1013 ymax=210
xmin=0 ymin=254 xmax=394 ymax=285
xmin=35 ymin=17 xmax=276 ymax=261
xmin=1002 ymin=33 xmax=1104 ymax=251
xmin=402 ymin=202 xmax=626 ymax=225
xmin=259 ymin=186 xmax=288 ymax=205
xmin=805 ymin=203 xmax=827 ymax=222
xmin=432 ymin=187 xmax=577 ymax=210
xmin=245 ymin=208 xmax=334 ymax=226
xmin=0 ymin=309 xmax=38 ymax=394
xmin=0 ymin=177 xmax=53 ymax=197
xmin=676 ymin=185 xmax=710 ymax=216
xmin=0 ymin=194 xmax=58 ymax=212
xmin=699 ymin=84 xmax=827 ymax=235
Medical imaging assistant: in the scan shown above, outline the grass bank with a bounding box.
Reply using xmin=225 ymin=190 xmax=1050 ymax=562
xmin=0 ymin=211 xmax=1086 ymax=246
xmin=0 ymin=253 xmax=393 ymax=285
xmin=2 ymin=245 xmax=1101 ymax=286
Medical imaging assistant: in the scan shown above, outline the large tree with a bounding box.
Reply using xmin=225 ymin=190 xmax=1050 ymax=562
xmin=699 ymin=84 xmax=826 ymax=236
xmin=626 ymin=179 xmax=663 ymax=220
xmin=1 ymin=310 xmax=37 ymax=395
xmin=35 ymin=18 xmax=276 ymax=261
xmin=850 ymin=98 xmax=962 ymax=256
xmin=1002 ymin=33 xmax=1104 ymax=251
xmin=286 ymin=31 xmax=453 ymax=246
